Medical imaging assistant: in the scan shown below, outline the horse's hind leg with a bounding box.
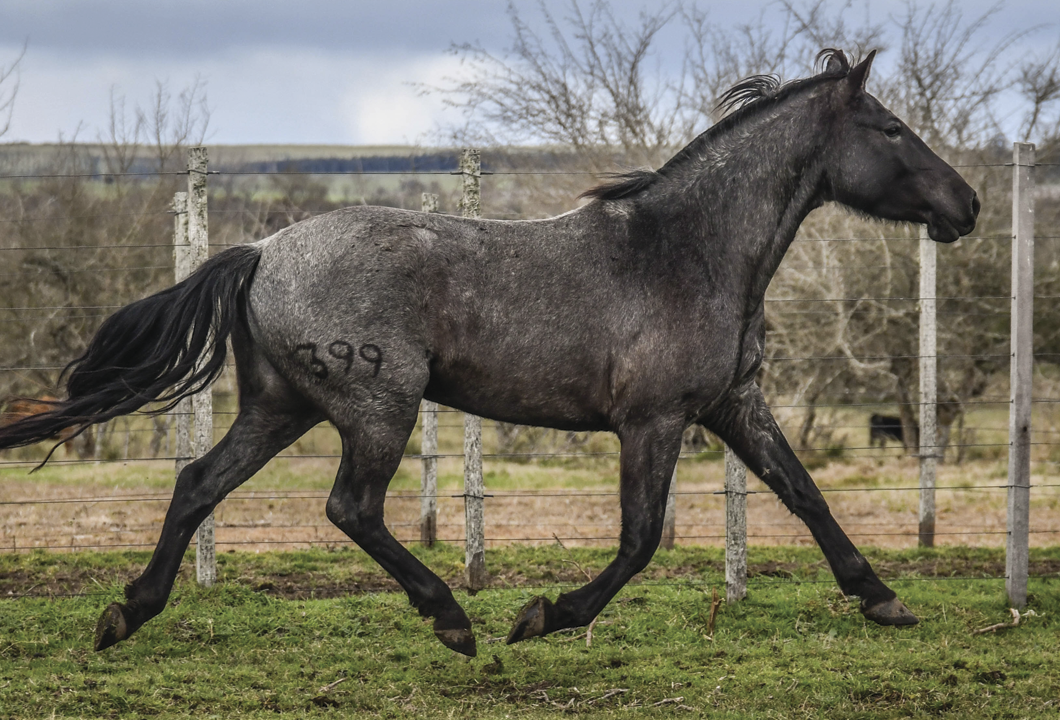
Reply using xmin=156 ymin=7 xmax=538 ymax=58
xmin=94 ymin=380 xmax=320 ymax=651
xmin=507 ymin=417 xmax=684 ymax=644
xmin=326 ymin=405 xmax=476 ymax=657
xmin=706 ymin=385 xmax=917 ymax=626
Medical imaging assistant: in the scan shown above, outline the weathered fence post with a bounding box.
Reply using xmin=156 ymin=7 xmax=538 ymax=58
xmin=460 ymin=149 xmax=487 ymax=591
xmin=187 ymin=147 xmax=216 ymax=587
xmin=661 ymin=467 xmax=677 ymax=549
xmin=725 ymin=445 xmax=747 ymax=602
xmin=919 ymin=224 xmax=937 ymax=547
xmin=1007 ymin=142 xmax=1035 ymax=609
xmin=420 ymin=192 xmax=440 ymax=547
xmin=172 ymin=191 xmax=192 ymax=484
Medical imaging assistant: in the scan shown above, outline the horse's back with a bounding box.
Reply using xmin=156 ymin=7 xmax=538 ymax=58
xmin=243 ymin=205 xmax=627 ymax=423
xmin=242 ymin=203 xmax=733 ymax=430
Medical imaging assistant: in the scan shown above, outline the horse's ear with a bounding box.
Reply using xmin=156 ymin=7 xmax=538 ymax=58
xmin=844 ymin=50 xmax=877 ymax=95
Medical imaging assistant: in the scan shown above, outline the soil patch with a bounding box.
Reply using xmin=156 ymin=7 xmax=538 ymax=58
xmin=5 ymin=553 xmax=1056 ymax=599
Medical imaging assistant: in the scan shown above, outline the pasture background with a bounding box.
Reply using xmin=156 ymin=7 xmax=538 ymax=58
xmin=1 ymin=143 xmax=1059 ymax=553
xmin=2 ymin=142 xmax=1060 ymax=719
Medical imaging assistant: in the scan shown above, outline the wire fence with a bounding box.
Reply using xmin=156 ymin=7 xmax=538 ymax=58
xmin=1 ymin=144 xmax=1058 ymax=606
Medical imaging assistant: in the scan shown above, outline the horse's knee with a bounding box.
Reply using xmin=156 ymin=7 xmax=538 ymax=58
xmin=325 ymin=493 xmax=380 ymax=542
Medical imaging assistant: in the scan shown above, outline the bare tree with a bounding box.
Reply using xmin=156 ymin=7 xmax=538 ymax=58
xmin=880 ymin=2 xmax=1027 ymax=152
xmin=0 ymin=80 xmax=211 ymax=389
xmin=433 ymin=0 xmax=685 ymax=170
xmin=99 ymin=79 xmax=210 ymax=176
xmin=433 ymin=1 xmax=886 ymax=167
xmin=679 ymin=0 xmax=884 ymax=127
xmin=0 ymin=42 xmax=25 ymax=139
xmin=1018 ymin=41 xmax=1060 ymax=143
xmin=139 ymin=76 xmax=211 ymax=173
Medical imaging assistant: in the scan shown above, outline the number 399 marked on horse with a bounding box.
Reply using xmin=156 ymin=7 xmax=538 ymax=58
xmin=0 ymin=50 xmax=978 ymax=657
xmin=292 ymin=341 xmax=383 ymax=380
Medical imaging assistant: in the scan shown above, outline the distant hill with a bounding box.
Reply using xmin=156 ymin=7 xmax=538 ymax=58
xmin=0 ymin=143 xmax=583 ymax=178
xmin=0 ymin=143 xmax=477 ymax=177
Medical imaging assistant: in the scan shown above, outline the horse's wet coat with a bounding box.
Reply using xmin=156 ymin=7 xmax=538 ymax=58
xmin=0 ymin=50 xmax=979 ymax=656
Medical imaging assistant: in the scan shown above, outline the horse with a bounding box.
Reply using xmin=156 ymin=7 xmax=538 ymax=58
xmin=0 ymin=49 xmax=978 ymax=657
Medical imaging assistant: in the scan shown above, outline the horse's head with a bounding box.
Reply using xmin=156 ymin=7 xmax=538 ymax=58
xmin=822 ymin=50 xmax=979 ymax=243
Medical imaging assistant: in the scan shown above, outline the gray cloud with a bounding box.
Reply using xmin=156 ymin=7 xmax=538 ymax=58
xmin=0 ymin=0 xmax=512 ymax=59
xmin=0 ymin=0 xmax=1052 ymax=145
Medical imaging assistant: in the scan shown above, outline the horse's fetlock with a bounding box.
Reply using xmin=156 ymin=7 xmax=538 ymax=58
xmin=552 ymin=593 xmax=581 ymax=627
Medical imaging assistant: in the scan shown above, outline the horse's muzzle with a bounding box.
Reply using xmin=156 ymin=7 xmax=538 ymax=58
xmin=929 ymin=188 xmax=979 ymax=243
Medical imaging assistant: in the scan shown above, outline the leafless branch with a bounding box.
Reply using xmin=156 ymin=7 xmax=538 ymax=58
xmin=0 ymin=41 xmax=26 ymax=139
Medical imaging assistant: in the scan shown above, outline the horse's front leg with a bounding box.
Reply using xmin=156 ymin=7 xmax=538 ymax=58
xmin=506 ymin=416 xmax=684 ymax=644
xmin=705 ymin=384 xmax=918 ymax=625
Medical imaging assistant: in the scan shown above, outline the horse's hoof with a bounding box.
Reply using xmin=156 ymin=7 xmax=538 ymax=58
xmin=860 ymin=597 xmax=919 ymax=626
xmin=94 ymin=603 xmax=129 ymax=651
xmin=506 ymin=596 xmax=556 ymax=644
xmin=434 ymin=624 xmax=477 ymax=657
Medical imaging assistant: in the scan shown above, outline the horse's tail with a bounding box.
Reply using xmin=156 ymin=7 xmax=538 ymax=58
xmin=0 ymin=243 xmax=263 ymax=463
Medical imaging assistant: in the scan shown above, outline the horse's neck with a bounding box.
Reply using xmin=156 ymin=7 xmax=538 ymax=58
xmin=740 ymin=166 xmax=823 ymax=302
xmin=673 ymin=111 xmax=826 ymax=304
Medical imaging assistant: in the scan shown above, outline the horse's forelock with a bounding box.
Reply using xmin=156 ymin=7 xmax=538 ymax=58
xmin=814 ymin=48 xmax=850 ymax=76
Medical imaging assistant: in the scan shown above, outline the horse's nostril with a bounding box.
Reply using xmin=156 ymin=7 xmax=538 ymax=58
xmin=971 ymin=191 xmax=981 ymax=217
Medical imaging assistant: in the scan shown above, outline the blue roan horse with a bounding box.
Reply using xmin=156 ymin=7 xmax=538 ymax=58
xmin=0 ymin=50 xmax=978 ymax=656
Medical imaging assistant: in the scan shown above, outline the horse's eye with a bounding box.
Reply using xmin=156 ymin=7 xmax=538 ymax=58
xmin=884 ymin=124 xmax=902 ymax=139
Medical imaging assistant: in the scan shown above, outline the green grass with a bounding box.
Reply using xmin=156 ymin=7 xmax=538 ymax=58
xmin=2 ymin=546 xmax=1059 ymax=718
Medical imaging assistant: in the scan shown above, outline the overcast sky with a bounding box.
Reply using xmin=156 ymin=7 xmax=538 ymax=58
xmin=0 ymin=0 xmax=1056 ymax=146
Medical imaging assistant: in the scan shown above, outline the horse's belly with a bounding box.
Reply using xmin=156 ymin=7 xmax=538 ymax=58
xmin=422 ymin=361 xmax=612 ymax=432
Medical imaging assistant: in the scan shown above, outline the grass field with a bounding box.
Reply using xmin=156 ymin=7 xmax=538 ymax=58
xmin=2 ymin=401 xmax=1059 ymax=717
xmin=2 ymin=545 xmax=1059 ymax=719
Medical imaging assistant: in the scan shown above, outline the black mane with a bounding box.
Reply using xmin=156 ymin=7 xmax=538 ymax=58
xmin=580 ymin=49 xmax=854 ymax=202
xmin=715 ymin=49 xmax=851 ymax=114
xmin=579 ymin=169 xmax=660 ymax=201
xmin=714 ymin=74 xmax=783 ymax=115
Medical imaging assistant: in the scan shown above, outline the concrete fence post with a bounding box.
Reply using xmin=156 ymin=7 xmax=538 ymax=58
xmin=172 ymin=191 xmax=192 ymax=485
xmin=725 ymin=445 xmax=747 ymax=602
xmin=420 ymin=192 xmax=440 ymax=547
xmin=187 ymin=147 xmax=215 ymax=587
xmin=919 ymin=224 xmax=937 ymax=547
xmin=1007 ymin=142 xmax=1035 ymax=609
xmin=459 ymin=149 xmax=487 ymax=591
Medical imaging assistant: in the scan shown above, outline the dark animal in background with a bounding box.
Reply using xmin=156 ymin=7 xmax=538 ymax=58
xmin=0 ymin=49 xmax=979 ymax=656
xmin=869 ymin=414 xmax=917 ymax=449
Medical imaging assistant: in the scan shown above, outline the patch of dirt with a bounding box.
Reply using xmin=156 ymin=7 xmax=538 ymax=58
xmin=2 ymin=454 xmax=1060 ymax=598
xmin=242 ymin=571 xmax=402 ymax=600
xmin=6 ymin=552 xmax=1059 ymax=599
xmin=5 ymin=469 xmax=1059 ymax=556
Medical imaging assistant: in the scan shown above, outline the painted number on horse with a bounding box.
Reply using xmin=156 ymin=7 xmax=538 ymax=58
xmin=293 ymin=341 xmax=383 ymax=379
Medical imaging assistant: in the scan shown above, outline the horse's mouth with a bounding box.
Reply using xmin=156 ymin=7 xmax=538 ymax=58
xmin=927 ymin=213 xmax=974 ymax=244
